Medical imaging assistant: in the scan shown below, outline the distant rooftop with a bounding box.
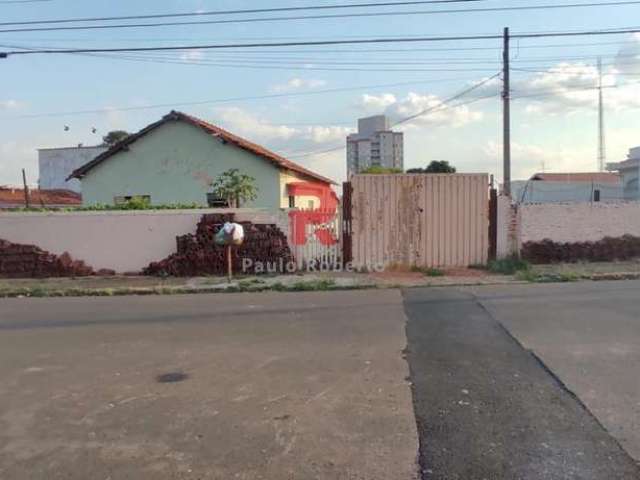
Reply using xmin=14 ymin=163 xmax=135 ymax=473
xmin=0 ymin=188 xmax=81 ymax=207
xmin=530 ymin=172 xmax=622 ymax=184
xmin=38 ymin=145 xmax=106 ymax=152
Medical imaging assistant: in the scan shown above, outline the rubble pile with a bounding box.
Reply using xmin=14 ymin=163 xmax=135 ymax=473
xmin=144 ymin=213 xmax=293 ymax=276
xmin=0 ymin=239 xmax=94 ymax=277
xmin=522 ymin=235 xmax=640 ymax=263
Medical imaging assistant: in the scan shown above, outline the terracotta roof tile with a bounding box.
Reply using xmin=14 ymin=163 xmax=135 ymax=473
xmin=0 ymin=188 xmax=81 ymax=207
xmin=69 ymin=111 xmax=337 ymax=185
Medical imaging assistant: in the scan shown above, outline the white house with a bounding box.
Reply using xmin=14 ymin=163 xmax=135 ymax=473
xmin=607 ymin=147 xmax=640 ymax=200
xmin=511 ymin=172 xmax=624 ymax=204
xmin=38 ymin=145 xmax=108 ymax=193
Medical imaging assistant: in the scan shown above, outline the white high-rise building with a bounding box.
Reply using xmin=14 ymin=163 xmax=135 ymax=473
xmin=346 ymin=115 xmax=404 ymax=176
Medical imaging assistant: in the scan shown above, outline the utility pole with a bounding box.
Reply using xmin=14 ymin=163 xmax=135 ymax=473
xmin=597 ymin=57 xmax=607 ymax=172
xmin=502 ymin=27 xmax=511 ymax=197
xmin=22 ymin=168 xmax=31 ymax=208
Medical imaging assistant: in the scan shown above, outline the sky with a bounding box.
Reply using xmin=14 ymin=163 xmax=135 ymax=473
xmin=1 ymin=0 xmax=640 ymax=187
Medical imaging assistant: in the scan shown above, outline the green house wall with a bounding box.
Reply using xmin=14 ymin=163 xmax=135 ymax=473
xmin=80 ymin=120 xmax=282 ymax=207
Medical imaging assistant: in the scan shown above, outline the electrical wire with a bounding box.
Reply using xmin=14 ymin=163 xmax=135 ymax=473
xmin=5 ymin=27 xmax=640 ymax=57
xmin=1 ymin=38 xmax=635 ymax=51
xmin=0 ymin=1 xmax=495 ymax=26
xmin=5 ymin=76 xmax=485 ymax=120
xmin=2 ymin=1 xmax=640 ymax=34
xmin=288 ymin=74 xmax=501 ymax=158
xmin=392 ymin=72 xmax=500 ymax=126
xmin=5 ymin=40 xmax=636 ymax=68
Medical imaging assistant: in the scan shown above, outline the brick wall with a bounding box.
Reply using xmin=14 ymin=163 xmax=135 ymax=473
xmin=518 ymin=202 xmax=640 ymax=245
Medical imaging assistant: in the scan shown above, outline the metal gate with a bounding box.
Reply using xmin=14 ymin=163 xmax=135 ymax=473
xmin=349 ymin=174 xmax=490 ymax=269
xmin=289 ymin=207 xmax=342 ymax=270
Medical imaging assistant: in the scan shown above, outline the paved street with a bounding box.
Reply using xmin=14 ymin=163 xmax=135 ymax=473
xmin=2 ymin=281 xmax=640 ymax=479
xmin=0 ymin=291 xmax=418 ymax=480
xmin=403 ymin=285 xmax=640 ymax=480
xmin=473 ymin=280 xmax=640 ymax=461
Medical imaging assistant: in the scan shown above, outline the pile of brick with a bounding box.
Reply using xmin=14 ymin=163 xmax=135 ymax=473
xmin=0 ymin=239 xmax=94 ymax=277
xmin=522 ymin=235 xmax=640 ymax=264
xmin=144 ymin=213 xmax=293 ymax=276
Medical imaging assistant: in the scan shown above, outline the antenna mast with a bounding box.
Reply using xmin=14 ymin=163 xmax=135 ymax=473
xmin=598 ymin=57 xmax=606 ymax=172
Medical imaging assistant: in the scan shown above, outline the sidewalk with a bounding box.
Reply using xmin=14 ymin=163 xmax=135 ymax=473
xmin=1 ymin=260 xmax=640 ymax=297
xmin=0 ymin=268 xmax=516 ymax=298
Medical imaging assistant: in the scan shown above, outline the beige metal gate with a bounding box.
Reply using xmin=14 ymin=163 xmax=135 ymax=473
xmin=351 ymin=174 xmax=489 ymax=269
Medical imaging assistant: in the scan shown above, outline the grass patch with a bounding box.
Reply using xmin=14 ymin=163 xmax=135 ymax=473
xmin=516 ymin=270 xmax=582 ymax=283
xmin=0 ymin=277 xmax=371 ymax=298
xmin=237 ymin=278 xmax=266 ymax=289
xmin=410 ymin=266 xmax=445 ymax=277
xmin=488 ymin=257 xmax=531 ymax=275
xmin=271 ymin=279 xmax=337 ymax=292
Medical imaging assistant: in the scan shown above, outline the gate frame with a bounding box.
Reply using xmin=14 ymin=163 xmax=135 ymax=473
xmin=342 ymin=181 xmax=353 ymax=267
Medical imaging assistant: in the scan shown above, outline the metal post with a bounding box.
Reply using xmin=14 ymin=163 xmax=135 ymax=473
xmin=502 ymin=27 xmax=512 ymax=197
xmin=226 ymin=245 xmax=233 ymax=282
xmin=22 ymin=168 xmax=30 ymax=208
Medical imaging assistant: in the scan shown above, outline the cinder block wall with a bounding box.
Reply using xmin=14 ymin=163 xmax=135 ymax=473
xmin=518 ymin=202 xmax=640 ymax=245
xmin=0 ymin=209 xmax=290 ymax=273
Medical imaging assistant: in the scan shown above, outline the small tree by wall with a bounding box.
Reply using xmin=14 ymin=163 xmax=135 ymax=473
xmin=210 ymin=169 xmax=258 ymax=208
xmin=101 ymin=130 xmax=131 ymax=147
xmin=360 ymin=166 xmax=404 ymax=174
xmin=407 ymin=161 xmax=457 ymax=174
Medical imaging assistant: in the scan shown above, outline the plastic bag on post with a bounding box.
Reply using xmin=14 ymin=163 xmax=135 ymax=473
xmin=231 ymin=223 xmax=244 ymax=245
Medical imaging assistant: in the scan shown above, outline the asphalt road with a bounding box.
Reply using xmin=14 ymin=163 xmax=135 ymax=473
xmin=2 ymin=281 xmax=639 ymax=480
xmin=403 ymin=284 xmax=640 ymax=480
xmin=473 ymin=280 xmax=640 ymax=462
xmin=0 ymin=291 xmax=418 ymax=480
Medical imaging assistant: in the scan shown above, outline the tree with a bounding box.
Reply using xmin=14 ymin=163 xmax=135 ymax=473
xmin=210 ymin=169 xmax=258 ymax=208
xmin=407 ymin=161 xmax=457 ymax=174
xmin=101 ymin=130 xmax=130 ymax=147
xmin=360 ymin=166 xmax=404 ymax=174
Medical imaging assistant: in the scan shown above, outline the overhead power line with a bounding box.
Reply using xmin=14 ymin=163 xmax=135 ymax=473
xmin=4 ymin=27 xmax=640 ymax=57
xmin=0 ymin=1 xmax=490 ymax=26
xmin=392 ymin=72 xmax=500 ymax=126
xmin=1 ymin=1 xmax=640 ymax=34
xmin=289 ymin=73 xmax=501 ymax=159
xmin=5 ymin=76 xmax=482 ymax=119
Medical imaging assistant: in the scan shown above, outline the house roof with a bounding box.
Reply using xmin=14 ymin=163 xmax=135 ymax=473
xmin=530 ymin=172 xmax=622 ymax=184
xmin=68 ymin=111 xmax=337 ymax=185
xmin=0 ymin=188 xmax=81 ymax=207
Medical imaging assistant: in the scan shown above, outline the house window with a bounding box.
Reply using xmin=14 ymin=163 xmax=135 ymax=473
xmin=593 ymin=189 xmax=601 ymax=202
xmin=114 ymin=195 xmax=151 ymax=206
xmin=207 ymin=193 xmax=230 ymax=208
xmin=307 ymin=200 xmax=315 ymax=210
xmin=288 ymin=195 xmax=296 ymax=208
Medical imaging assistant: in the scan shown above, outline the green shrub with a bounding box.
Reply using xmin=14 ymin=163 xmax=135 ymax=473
xmin=488 ymin=257 xmax=531 ymax=275
xmin=3 ymin=202 xmax=204 ymax=213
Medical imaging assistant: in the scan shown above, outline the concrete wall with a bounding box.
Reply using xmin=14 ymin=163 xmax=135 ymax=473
xmin=80 ymin=121 xmax=281 ymax=208
xmin=518 ymin=202 xmax=640 ymax=245
xmin=496 ymin=195 xmax=518 ymax=258
xmin=38 ymin=146 xmax=107 ymax=193
xmin=0 ymin=209 xmax=289 ymax=273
